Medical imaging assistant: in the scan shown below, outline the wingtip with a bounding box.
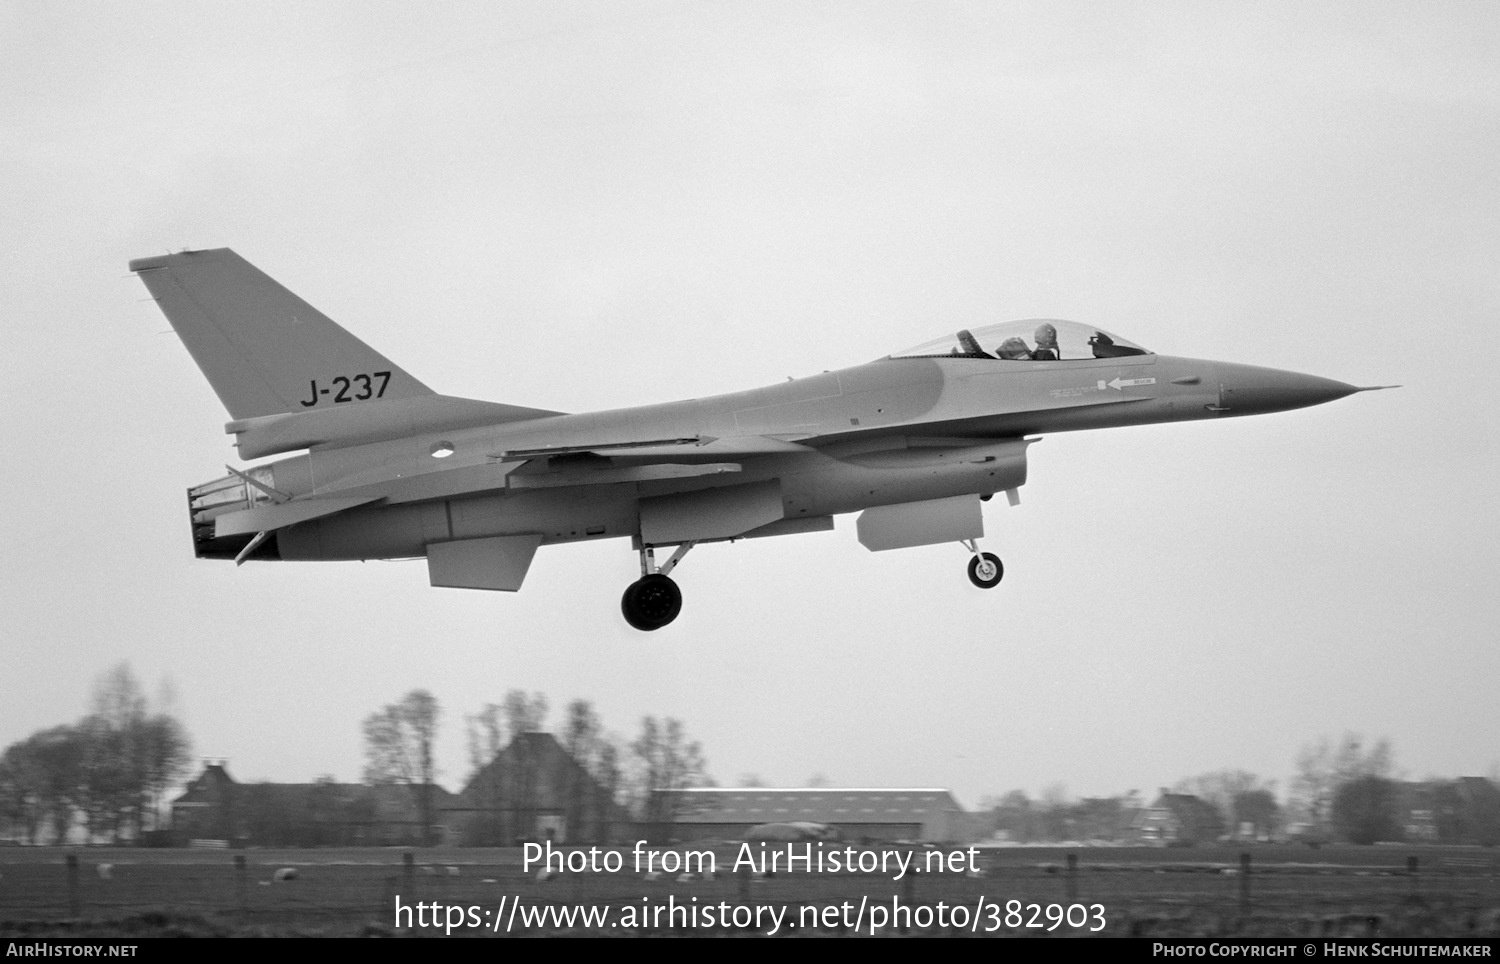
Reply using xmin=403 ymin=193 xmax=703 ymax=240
xmin=128 ymin=247 xmax=232 ymax=273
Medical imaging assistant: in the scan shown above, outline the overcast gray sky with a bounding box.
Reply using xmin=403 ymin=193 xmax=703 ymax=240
xmin=3 ymin=0 xmax=1496 ymax=808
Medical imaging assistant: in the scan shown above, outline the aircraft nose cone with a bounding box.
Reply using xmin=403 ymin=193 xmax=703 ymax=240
xmin=1216 ymin=362 xmax=1361 ymax=416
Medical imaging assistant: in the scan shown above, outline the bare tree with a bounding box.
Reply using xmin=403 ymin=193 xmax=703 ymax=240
xmin=1038 ymin=784 xmax=1072 ymax=842
xmin=91 ymin=664 xmax=147 ymax=727
xmin=462 ymin=703 xmax=507 ymax=845
xmin=502 ymin=690 xmax=548 ymax=736
xmin=362 ymin=689 xmax=440 ymax=845
xmin=0 ymin=727 xmax=86 ymax=843
xmin=502 ymin=690 xmax=548 ymax=842
xmin=1333 ymin=734 xmax=1394 ymax=782
xmin=76 ymin=715 xmax=133 ymax=841
xmin=0 ymin=666 xmax=190 ymax=844
xmin=592 ymin=738 xmax=623 ymax=843
xmin=632 ymin=716 xmax=707 ymax=828
xmin=562 ymin=700 xmax=600 ymax=761
xmin=561 ymin=700 xmax=601 ymax=842
xmin=82 ymin=664 xmax=192 ymax=840
xmin=466 ymin=704 xmax=505 ymax=779
xmin=129 ymin=712 xmax=192 ymax=835
xmin=459 ymin=691 xmax=551 ymax=845
xmin=83 ymin=665 xmax=146 ymax=840
xmin=982 ymin=790 xmax=1038 ymax=842
xmin=0 ymin=744 xmax=39 ymax=843
xmin=1292 ymin=737 xmax=1337 ymax=835
xmin=1292 ymin=733 xmax=1395 ymax=838
xmin=1172 ymin=769 xmax=1274 ymax=833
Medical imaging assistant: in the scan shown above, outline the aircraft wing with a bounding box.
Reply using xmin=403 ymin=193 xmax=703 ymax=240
xmin=495 ymin=435 xmax=812 ymax=490
xmin=491 ymin=434 xmax=812 ymax=462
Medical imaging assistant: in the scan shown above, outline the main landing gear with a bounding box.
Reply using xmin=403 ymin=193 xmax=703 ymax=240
xmin=962 ymin=539 xmax=1003 ymax=589
xmin=621 ymin=542 xmax=695 ymax=631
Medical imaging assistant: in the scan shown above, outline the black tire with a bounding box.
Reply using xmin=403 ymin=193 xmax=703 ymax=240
xmin=967 ymin=552 xmax=1003 ymax=589
xmin=621 ymin=573 xmax=683 ymax=631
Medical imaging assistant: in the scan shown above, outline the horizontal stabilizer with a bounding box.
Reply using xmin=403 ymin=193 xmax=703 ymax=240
xmin=214 ymin=495 xmax=381 ymax=538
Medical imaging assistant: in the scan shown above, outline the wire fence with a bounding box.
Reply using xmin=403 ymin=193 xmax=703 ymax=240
xmin=1 ymin=846 xmax=1496 ymax=937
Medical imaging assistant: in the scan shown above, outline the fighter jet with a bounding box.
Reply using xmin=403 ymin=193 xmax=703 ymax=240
xmin=132 ymin=248 xmax=1389 ymax=630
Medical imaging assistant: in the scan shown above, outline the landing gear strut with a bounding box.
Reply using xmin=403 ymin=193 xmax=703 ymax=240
xmin=621 ymin=542 xmax=694 ymax=631
xmin=962 ymin=539 xmax=1003 ymax=589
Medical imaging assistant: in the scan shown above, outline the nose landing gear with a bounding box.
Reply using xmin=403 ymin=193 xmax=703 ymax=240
xmin=621 ymin=542 xmax=695 ymax=631
xmin=961 ymin=539 xmax=1003 ymax=589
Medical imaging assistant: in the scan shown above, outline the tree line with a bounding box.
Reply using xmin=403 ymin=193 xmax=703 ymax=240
xmin=360 ymin=688 xmax=710 ymax=845
xmin=0 ymin=672 xmax=711 ymax=848
xmin=979 ymin=733 xmax=1500 ymax=846
xmin=0 ymin=665 xmax=192 ymax=845
xmin=15 ymin=673 xmax=1489 ymax=851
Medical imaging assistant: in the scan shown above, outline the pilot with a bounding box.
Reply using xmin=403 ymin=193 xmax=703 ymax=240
xmin=995 ymin=336 xmax=1033 ymax=360
xmin=1032 ymin=323 xmax=1059 ymax=360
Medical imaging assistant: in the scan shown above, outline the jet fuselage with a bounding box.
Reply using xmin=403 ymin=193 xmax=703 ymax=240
xmin=218 ymin=351 xmax=1356 ymax=563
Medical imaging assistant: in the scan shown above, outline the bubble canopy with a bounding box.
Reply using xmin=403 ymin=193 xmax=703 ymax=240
xmin=889 ymin=319 xmax=1151 ymax=362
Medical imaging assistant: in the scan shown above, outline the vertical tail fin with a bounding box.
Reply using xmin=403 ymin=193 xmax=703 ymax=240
xmin=131 ymin=248 xmax=433 ymax=420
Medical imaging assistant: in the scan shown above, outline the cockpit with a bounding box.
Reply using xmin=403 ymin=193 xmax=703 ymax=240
xmin=889 ymin=319 xmax=1151 ymax=362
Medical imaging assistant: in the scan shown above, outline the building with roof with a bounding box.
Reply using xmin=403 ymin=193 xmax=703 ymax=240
xmin=1450 ymin=776 xmax=1500 ymax=845
xmin=1397 ymin=776 xmax=1500 ymax=845
xmin=1134 ymin=790 xmax=1227 ymax=846
xmin=445 ymin=732 xmax=633 ymax=846
xmin=170 ymin=762 xmax=237 ymax=844
xmin=170 ymin=762 xmax=453 ymax=846
xmin=655 ymin=787 xmax=976 ymax=844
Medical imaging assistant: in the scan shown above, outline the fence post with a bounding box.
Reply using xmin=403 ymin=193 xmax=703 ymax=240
xmin=1407 ymin=856 xmax=1419 ymax=897
xmin=66 ymin=853 xmax=79 ymax=917
xmin=1239 ymin=852 xmax=1251 ymax=917
xmin=1065 ymin=853 xmax=1078 ymax=904
xmin=900 ymin=865 xmax=916 ymax=934
xmin=234 ymin=853 xmax=247 ymax=914
xmin=403 ymin=851 xmax=415 ymax=898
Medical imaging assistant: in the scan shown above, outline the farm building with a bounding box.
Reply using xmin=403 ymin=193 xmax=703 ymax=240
xmin=170 ymin=763 xmax=237 ymax=844
xmin=170 ymin=762 xmax=454 ymax=846
xmin=445 ymin=732 xmax=633 ymax=846
xmin=653 ymin=787 xmax=977 ymax=844
xmin=1134 ymin=790 xmax=1226 ymax=846
xmin=1397 ymin=776 xmax=1500 ymax=845
xmin=1451 ymin=776 xmax=1500 ymax=845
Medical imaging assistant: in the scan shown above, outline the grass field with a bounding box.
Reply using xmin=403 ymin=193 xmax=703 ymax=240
xmin=1 ymin=843 xmax=1496 ymax=937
